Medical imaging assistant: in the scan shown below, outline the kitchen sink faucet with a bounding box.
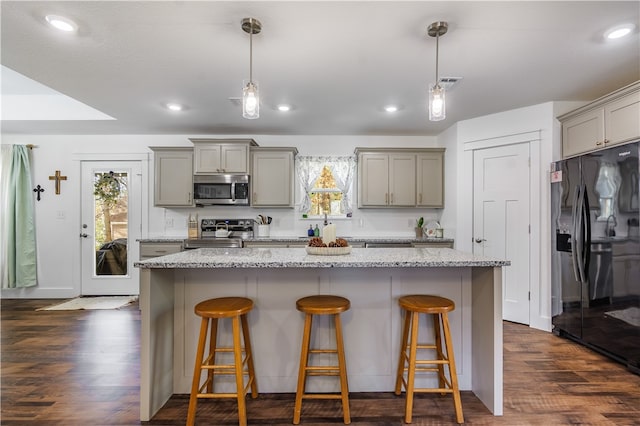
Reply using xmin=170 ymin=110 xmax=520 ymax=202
xmin=606 ymin=214 xmax=617 ymax=237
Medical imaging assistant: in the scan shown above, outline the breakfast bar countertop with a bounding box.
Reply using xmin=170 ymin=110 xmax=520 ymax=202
xmin=135 ymin=247 xmax=509 ymax=269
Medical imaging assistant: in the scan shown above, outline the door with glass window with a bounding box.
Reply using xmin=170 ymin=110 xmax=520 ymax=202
xmin=81 ymin=161 xmax=141 ymax=295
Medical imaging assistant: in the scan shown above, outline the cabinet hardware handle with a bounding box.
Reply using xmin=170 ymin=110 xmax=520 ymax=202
xmin=253 ymin=192 xmax=257 ymax=202
xmin=474 ymin=238 xmax=486 ymax=243
xmin=604 ymin=139 xmax=609 ymax=144
xmin=385 ymin=193 xmax=388 ymax=204
xmin=419 ymin=193 xmax=422 ymax=204
xmin=596 ymin=140 xmax=602 ymax=146
xmin=188 ymin=192 xmax=191 ymax=203
xmin=391 ymin=193 xmax=394 ymax=204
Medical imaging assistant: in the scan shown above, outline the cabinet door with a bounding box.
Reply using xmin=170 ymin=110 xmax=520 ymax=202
xmin=416 ymin=152 xmax=444 ymax=207
xmin=154 ymin=149 xmax=193 ymax=206
xmin=605 ymin=90 xmax=640 ymax=147
xmin=389 ymin=154 xmax=416 ymax=206
xmin=562 ymin=108 xmax=605 ymax=157
xmin=194 ymin=144 xmax=222 ymax=174
xmin=251 ymin=151 xmax=293 ymax=206
xmin=221 ymin=144 xmax=249 ymax=173
xmin=359 ymin=153 xmax=389 ymax=206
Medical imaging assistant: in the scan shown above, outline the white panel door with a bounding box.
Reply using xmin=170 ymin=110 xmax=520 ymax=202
xmin=473 ymin=143 xmax=530 ymax=324
xmin=81 ymin=161 xmax=142 ymax=295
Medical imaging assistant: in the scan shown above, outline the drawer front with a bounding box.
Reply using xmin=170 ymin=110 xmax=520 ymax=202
xmin=140 ymin=243 xmax=183 ymax=259
xmin=412 ymin=241 xmax=454 ymax=249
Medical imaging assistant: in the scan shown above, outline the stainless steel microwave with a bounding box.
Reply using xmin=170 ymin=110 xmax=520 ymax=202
xmin=193 ymin=175 xmax=250 ymax=206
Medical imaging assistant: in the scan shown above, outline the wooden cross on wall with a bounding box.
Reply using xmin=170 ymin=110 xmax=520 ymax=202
xmin=49 ymin=170 xmax=67 ymax=194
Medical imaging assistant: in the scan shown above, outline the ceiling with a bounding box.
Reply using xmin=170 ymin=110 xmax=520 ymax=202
xmin=1 ymin=1 xmax=639 ymax=136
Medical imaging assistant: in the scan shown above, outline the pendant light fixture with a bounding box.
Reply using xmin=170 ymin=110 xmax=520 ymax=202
xmin=242 ymin=17 xmax=262 ymax=119
xmin=427 ymin=21 xmax=448 ymax=121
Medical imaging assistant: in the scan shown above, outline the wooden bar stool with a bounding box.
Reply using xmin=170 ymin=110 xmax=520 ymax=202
xmin=394 ymin=295 xmax=463 ymax=424
xmin=293 ymin=295 xmax=351 ymax=425
xmin=186 ymin=297 xmax=258 ymax=426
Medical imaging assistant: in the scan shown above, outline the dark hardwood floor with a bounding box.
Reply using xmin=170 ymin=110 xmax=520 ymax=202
xmin=2 ymin=298 xmax=639 ymax=425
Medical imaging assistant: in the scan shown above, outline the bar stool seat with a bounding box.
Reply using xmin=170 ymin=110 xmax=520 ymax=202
xmin=395 ymin=295 xmax=464 ymax=424
xmin=294 ymin=295 xmax=351 ymax=425
xmin=187 ymin=297 xmax=258 ymax=426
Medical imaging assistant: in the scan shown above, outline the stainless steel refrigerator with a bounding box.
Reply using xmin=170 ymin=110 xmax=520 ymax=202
xmin=551 ymin=141 xmax=640 ymax=373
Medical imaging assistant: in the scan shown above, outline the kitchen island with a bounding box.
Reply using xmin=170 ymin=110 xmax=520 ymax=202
xmin=136 ymin=247 xmax=508 ymax=421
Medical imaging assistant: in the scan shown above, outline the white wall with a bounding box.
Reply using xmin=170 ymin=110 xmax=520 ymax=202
xmin=1 ymin=133 xmax=443 ymax=298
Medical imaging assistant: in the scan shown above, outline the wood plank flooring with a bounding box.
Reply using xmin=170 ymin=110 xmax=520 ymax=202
xmin=2 ymin=298 xmax=639 ymax=425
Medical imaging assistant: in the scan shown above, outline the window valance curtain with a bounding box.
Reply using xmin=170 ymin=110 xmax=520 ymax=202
xmin=1 ymin=145 xmax=37 ymax=289
xmin=295 ymin=156 xmax=357 ymax=214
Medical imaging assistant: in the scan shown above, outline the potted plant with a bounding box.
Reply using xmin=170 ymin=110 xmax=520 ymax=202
xmin=415 ymin=217 xmax=424 ymax=238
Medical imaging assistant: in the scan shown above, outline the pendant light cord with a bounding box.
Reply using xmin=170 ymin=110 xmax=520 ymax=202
xmin=249 ymin=19 xmax=253 ymax=83
xmin=435 ymin=32 xmax=439 ymax=88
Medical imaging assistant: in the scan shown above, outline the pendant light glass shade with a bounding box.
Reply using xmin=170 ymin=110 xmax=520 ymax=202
xmin=243 ymin=80 xmax=259 ymax=119
xmin=429 ymin=83 xmax=445 ymax=121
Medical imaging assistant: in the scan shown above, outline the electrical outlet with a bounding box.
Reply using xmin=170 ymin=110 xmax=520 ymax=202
xmin=56 ymin=210 xmax=65 ymax=220
xmin=165 ymin=218 xmax=174 ymax=227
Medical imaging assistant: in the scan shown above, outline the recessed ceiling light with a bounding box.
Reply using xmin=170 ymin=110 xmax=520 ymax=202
xmin=45 ymin=15 xmax=78 ymax=33
xmin=165 ymin=103 xmax=184 ymax=111
xmin=604 ymin=24 xmax=635 ymax=40
xmin=277 ymin=104 xmax=291 ymax=112
xmin=384 ymin=105 xmax=398 ymax=113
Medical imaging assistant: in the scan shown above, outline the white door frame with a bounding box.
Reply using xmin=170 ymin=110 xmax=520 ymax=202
xmin=459 ymin=131 xmax=542 ymax=326
xmin=72 ymin=153 xmax=149 ymax=296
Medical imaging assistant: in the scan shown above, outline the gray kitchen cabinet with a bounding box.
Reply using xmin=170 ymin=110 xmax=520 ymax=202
xmin=357 ymin=150 xmax=416 ymax=207
xmin=412 ymin=241 xmax=454 ymax=248
xmin=190 ymin=138 xmax=258 ymax=174
xmin=561 ymin=81 xmax=640 ymax=158
xmin=139 ymin=241 xmax=183 ymax=260
xmin=356 ymin=147 xmax=445 ymax=208
xmin=150 ymin=147 xmax=193 ymax=207
xmin=243 ymin=241 xmax=307 ymax=248
xmin=416 ymin=150 xmax=445 ymax=207
xmin=250 ymin=147 xmax=298 ymax=207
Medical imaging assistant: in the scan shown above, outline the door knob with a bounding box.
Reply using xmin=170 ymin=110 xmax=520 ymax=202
xmin=474 ymin=238 xmax=486 ymax=243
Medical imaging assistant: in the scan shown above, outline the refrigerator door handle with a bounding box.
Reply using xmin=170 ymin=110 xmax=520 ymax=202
xmin=575 ymin=185 xmax=585 ymax=283
xmin=570 ymin=184 xmax=582 ymax=282
xmin=582 ymin=183 xmax=591 ymax=276
xmin=575 ymin=183 xmax=588 ymax=284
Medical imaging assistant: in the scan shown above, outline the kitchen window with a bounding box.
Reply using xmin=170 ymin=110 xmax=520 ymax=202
xmin=295 ymin=156 xmax=356 ymax=218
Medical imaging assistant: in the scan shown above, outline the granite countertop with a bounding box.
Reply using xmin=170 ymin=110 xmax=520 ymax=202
xmin=138 ymin=236 xmax=454 ymax=244
xmin=135 ymin=247 xmax=509 ymax=269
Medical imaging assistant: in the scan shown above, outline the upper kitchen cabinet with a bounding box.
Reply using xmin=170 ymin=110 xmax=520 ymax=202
xmin=416 ymin=150 xmax=445 ymax=207
xmin=250 ymin=147 xmax=298 ymax=207
xmin=190 ymin=138 xmax=258 ymax=174
xmin=560 ymin=81 xmax=640 ymax=158
xmin=150 ymin=147 xmax=194 ymax=207
xmin=356 ymin=147 xmax=445 ymax=208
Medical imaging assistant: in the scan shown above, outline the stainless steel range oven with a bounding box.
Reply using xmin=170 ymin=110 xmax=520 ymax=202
xmin=183 ymin=218 xmax=254 ymax=249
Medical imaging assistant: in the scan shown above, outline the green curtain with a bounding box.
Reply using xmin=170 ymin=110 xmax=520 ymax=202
xmin=1 ymin=145 xmax=37 ymax=288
